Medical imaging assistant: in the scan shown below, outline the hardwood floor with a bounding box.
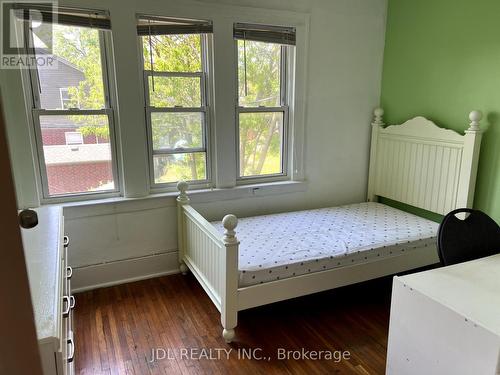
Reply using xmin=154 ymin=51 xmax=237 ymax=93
xmin=75 ymin=274 xmax=392 ymax=375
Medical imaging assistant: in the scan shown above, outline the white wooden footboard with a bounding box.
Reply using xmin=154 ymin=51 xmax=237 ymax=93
xmin=176 ymin=182 xmax=239 ymax=343
xmin=182 ymin=204 xmax=225 ymax=308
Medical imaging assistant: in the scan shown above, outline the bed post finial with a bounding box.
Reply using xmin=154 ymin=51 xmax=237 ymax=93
xmin=177 ymin=181 xmax=190 ymax=205
xmin=372 ymin=107 xmax=385 ymax=127
xmin=467 ymin=110 xmax=483 ymax=132
xmin=222 ymin=214 xmax=238 ymax=243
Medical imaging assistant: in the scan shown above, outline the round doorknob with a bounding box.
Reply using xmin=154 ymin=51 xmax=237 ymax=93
xmin=18 ymin=209 xmax=38 ymax=229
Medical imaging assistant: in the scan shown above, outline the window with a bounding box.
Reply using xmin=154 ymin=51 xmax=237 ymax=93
xmin=59 ymin=88 xmax=70 ymax=109
xmin=12 ymin=6 xmax=303 ymax=203
xmin=137 ymin=16 xmax=213 ymax=187
xmin=59 ymin=87 xmax=80 ymax=110
xmin=235 ymin=23 xmax=295 ymax=180
xmin=64 ymin=131 xmax=83 ymax=145
xmin=22 ymin=6 xmax=119 ymax=198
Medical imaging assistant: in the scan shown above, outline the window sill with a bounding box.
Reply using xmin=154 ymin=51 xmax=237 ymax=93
xmin=59 ymin=180 xmax=308 ymax=219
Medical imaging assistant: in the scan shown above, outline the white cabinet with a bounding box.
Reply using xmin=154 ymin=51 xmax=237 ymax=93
xmin=387 ymin=254 xmax=500 ymax=375
xmin=21 ymin=207 xmax=75 ymax=375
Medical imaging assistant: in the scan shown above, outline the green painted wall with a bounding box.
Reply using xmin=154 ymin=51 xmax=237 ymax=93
xmin=381 ymin=0 xmax=500 ymax=223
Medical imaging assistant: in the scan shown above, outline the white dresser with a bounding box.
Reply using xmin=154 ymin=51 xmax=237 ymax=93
xmin=387 ymin=254 xmax=500 ymax=375
xmin=21 ymin=206 xmax=75 ymax=375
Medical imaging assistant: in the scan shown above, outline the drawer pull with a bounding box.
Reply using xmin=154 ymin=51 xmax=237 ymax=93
xmin=66 ymin=266 xmax=73 ymax=280
xmin=69 ymin=295 xmax=76 ymax=310
xmin=63 ymin=236 xmax=70 ymax=248
xmin=67 ymin=336 xmax=75 ymax=363
xmin=62 ymin=296 xmax=70 ymax=318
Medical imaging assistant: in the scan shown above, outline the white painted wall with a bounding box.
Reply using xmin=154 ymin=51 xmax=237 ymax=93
xmin=2 ymin=0 xmax=387 ymax=290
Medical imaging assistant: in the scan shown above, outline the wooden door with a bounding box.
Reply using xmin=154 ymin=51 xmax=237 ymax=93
xmin=0 ymin=92 xmax=43 ymax=375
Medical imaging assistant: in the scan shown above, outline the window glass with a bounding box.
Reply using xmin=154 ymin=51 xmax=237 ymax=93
xmin=238 ymin=40 xmax=281 ymax=107
xmin=39 ymin=115 xmax=114 ymax=195
xmin=239 ymin=112 xmax=283 ymax=177
xmin=142 ymin=34 xmax=202 ymax=72
xmin=153 ymin=153 xmax=206 ymax=184
xmin=36 ymin=24 xmax=106 ymax=110
xmin=151 ymin=112 xmax=204 ymax=150
xmin=148 ymin=76 xmax=201 ymax=107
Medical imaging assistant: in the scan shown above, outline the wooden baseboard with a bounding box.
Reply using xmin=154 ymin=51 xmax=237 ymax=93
xmin=72 ymin=251 xmax=180 ymax=292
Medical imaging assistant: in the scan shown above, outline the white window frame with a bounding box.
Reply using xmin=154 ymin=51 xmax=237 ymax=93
xmin=235 ymin=42 xmax=292 ymax=183
xmin=24 ymin=20 xmax=121 ymax=202
xmin=138 ymin=32 xmax=213 ymax=191
xmin=59 ymin=87 xmax=70 ymax=109
xmin=8 ymin=4 xmax=307 ymax=206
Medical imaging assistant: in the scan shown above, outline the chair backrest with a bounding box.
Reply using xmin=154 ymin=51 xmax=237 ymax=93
xmin=437 ymin=208 xmax=500 ymax=266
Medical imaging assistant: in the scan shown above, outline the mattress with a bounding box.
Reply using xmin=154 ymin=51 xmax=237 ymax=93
xmin=211 ymin=202 xmax=439 ymax=287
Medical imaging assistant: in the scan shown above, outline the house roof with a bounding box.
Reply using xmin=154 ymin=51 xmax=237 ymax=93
xmin=43 ymin=143 xmax=111 ymax=165
xmin=36 ymin=47 xmax=84 ymax=73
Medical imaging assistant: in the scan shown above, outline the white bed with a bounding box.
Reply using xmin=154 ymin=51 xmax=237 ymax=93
xmin=176 ymin=108 xmax=484 ymax=343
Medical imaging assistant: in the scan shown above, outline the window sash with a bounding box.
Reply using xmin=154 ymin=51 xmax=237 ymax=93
xmin=146 ymin=107 xmax=208 ymax=154
xmin=25 ymin=23 xmax=120 ymax=199
xmin=150 ymin=153 xmax=210 ymax=186
xmin=140 ymin=34 xmax=211 ymax=188
xmin=31 ymin=111 xmax=120 ymax=198
xmin=28 ymin=27 xmax=112 ymax=111
xmin=151 ymin=152 xmax=209 ymax=186
xmin=236 ymin=41 xmax=290 ymax=180
xmin=144 ymin=71 xmax=207 ymax=108
xmin=236 ymin=108 xmax=288 ymax=180
xmin=146 ymin=113 xmax=210 ymax=186
xmin=237 ymin=44 xmax=288 ymax=108
xmin=143 ymin=71 xmax=206 ymax=109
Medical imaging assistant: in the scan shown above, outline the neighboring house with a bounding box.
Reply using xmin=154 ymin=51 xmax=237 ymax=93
xmin=39 ymin=54 xmax=84 ymax=110
xmin=44 ymin=144 xmax=114 ymax=195
xmin=38 ymin=55 xmax=96 ymax=145
xmin=39 ymin=55 xmax=113 ymax=194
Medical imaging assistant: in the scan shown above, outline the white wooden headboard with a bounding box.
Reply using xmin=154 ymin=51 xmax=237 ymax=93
xmin=367 ymin=108 xmax=483 ymax=215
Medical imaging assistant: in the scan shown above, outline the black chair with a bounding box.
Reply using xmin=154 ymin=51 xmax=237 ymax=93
xmin=437 ymin=208 xmax=500 ymax=266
